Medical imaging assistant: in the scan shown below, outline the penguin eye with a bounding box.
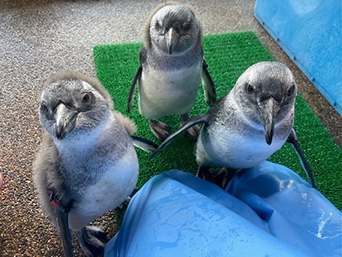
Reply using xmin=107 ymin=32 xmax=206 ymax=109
xmin=81 ymin=93 xmax=92 ymax=103
xmin=246 ymin=83 xmax=255 ymax=93
xmin=155 ymin=21 xmax=161 ymax=31
xmin=287 ymin=84 xmax=295 ymax=96
xmin=183 ymin=21 xmax=191 ymax=31
xmin=40 ymin=103 xmax=49 ymax=114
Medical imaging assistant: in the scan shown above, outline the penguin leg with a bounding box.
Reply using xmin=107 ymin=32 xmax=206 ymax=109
xmin=180 ymin=113 xmax=200 ymax=140
xmin=214 ymin=168 xmax=237 ymax=189
xmin=196 ymin=165 xmax=216 ymax=184
xmin=75 ymin=226 xmax=108 ymax=257
xmin=148 ymin=119 xmax=171 ymax=141
xmin=115 ymin=188 xmax=139 ymax=212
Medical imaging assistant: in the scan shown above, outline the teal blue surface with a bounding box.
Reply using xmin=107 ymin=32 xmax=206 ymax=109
xmin=255 ymin=0 xmax=342 ymax=115
xmin=105 ymin=162 xmax=342 ymax=257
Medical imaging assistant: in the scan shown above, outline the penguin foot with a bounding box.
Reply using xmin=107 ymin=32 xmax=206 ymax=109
xmin=115 ymin=188 xmax=139 ymax=212
xmin=76 ymin=226 xmax=108 ymax=257
xmin=180 ymin=113 xmax=199 ymax=140
xmin=197 ymin=166 xmax=236 ymax=189
xmin=148 ymin=119 xmax=171 ymax=141
xmin=182 ymin=124 xmax=200 ymax=140
xmin=196 ymin=166 xmax=216 ymax=184
xmin=214 ymin=168 xmax=236 ymax=189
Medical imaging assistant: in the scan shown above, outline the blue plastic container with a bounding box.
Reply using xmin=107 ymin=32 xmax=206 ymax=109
xmin=105 ymin=162 xmax=342 ymax=257
xmin=255 ymin=0 xmax=342 ymax=115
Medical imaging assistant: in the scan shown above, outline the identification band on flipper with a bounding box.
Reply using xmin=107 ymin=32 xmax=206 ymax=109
xmin=49 ymin=189 xmax=75 ymax=257
xmin=49 ymin=190 xmax=74 ymax=213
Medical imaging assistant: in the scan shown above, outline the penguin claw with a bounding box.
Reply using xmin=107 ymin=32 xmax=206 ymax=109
xmin=197 ymin=166 xmax=236 ymax=189
xmin=196 ymin=166 xmax=216 ymax=184
xmin=180 ymin=113 xmax=200 ymax=140
xmin=76 ymin=226 xmax=108 ymax=257
xmin=214 ymin=168 xmax=237 ymax=189
xmin=148 ymin=119 xmax=171 ymax=141
xmin=183 ymin=125 xmax=200 ymax=140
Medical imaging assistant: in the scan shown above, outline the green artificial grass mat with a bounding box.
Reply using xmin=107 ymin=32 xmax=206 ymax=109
xmin=94 ymin=31 xmax=342 ymax=210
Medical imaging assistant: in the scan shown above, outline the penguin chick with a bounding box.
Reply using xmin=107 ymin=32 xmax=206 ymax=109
xmin=33 ymin=71 xmax=156 ymax=257
xmin=151 ymin=62 xmax=315 ymax=188
xmin=128 ymin=1 xmax=216 ymax=141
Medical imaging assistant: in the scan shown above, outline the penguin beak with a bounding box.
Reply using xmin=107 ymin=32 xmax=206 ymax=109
xmin=165 ymin=27 xmax=179 ymax=55
xmin=258 ymin=97 xmax=280 ymax=145
xmin=55 ymin=103 xmax=78 ymax=140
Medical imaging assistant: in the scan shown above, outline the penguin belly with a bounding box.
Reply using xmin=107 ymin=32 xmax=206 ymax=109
xmin=196 ymin=126 xmax=285 ymax=169
xmin=139 ymin=64 xmax=202 ymax=120
xmin=68 ymin=147 xmax=139 ymax=231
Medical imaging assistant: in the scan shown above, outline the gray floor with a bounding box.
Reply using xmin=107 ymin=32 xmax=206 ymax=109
xmin=0 ymin=0 xmax=341 ymax=256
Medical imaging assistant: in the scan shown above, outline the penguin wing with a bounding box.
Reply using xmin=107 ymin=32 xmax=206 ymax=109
xmin=202 ymin=58 xmax=216 ymax=106
xmin=131 ymin=135 xmax=159 ymax=153
xmin=150 ymin=115 xmax=209 ymax=159
xmin=127 ymin=65 xmax=142 ymax=113
xmin=287 ymin=129 xmax=316 ymax=188
xmin=55 ymin=205 xmax=74 ymax=257
xmin=128 ymin=47 xmax=148 ymax=113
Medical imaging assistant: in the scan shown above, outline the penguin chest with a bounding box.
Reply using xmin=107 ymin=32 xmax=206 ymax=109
xmin=139 ymin=64 xmax=202 ymax=119
xmin=197 ymin=126 xmax=285 ymax=169
xmin=68 ymin=149 xmax=139 ymax=231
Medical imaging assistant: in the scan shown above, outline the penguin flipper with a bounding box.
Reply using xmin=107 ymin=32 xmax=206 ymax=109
xmin=202 ymin=59 xmax=216 ymax=106
xmin=131 ymin=135 xmax=158 ymax=153
xmin=287 ymin=129 xmax=316 ymax=188
xmin=150 ymin=115 xmax=208 ymax=159
xmin=127 ymin=65 xmax=142 ymax=113
xmin=55 ymin=206 xmax=74 ymax=257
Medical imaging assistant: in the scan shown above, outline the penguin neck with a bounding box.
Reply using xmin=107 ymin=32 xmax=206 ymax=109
xmin=53 ymin=114 xmax=116 ymax=158
xmin=151 ymin=43 xmax=181 ymax=58
xmin=150 ymin=42 xmax=201 ymax=64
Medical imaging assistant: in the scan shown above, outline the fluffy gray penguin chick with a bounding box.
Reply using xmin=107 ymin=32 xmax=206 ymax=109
xmin=128 ymin=1 xmax=216 ymax=141
xmin=33 ymin=71 xmax=152 ymax=257
xmin=152 ymin=62 xmax=315 ymax=188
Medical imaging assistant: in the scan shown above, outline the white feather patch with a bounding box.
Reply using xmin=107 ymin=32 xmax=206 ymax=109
xmin=139 ymin=63 xmax=202 ymax=119
xmin=68 ymin=147 xmax=139 ymax=231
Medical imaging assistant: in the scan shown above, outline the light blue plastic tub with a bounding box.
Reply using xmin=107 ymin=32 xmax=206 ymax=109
xmin=255 ymin=0 xmax=342 ymax=115
xmin=105 ymin=162 xmax=342 ymax=257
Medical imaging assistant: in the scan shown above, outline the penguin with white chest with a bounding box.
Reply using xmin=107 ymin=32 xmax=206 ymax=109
xmin=33 ymin=71 xmax=157 ymax=256
xmin=151 ymin=62 xmax=316 ymax=189
xmin=128 ymin=1 xmax=216 ymax=141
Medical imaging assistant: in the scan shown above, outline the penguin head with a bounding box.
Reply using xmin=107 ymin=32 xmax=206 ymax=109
xmin=235 ymin=61 xmax=297 ymax=145
xmin=148 ymin=3 xmax=201 ymax=55
xmin=39 ymin=72 xmax=113 ymax=141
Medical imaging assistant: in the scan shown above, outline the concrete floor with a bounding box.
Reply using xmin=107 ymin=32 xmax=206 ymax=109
xmin=0 ymin=0 xmax=341 ymax=256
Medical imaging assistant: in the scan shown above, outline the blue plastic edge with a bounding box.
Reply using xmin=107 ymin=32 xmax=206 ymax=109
xmin=254 ymin=0 xmax=342 ymax=116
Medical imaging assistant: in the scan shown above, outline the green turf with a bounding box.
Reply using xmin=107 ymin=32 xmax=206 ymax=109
xmin=94 ymin=31 xmax=342 ymax=210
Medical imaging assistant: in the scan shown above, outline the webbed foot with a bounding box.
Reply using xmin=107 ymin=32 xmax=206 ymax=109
xmin=197 ymin=166 xmax=236 ymax=189
xmin=196 ymin=166 xmax=216 ymax=183
xmin=214 ymin=168 xmax=237 ymax=189
xmin=76 ymin=226 xmax=108 ymax=257
xmin=180 ymin=113 xmax=200 ymax=140
xmin=148 ymin=119 xmax=171 ymax=141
